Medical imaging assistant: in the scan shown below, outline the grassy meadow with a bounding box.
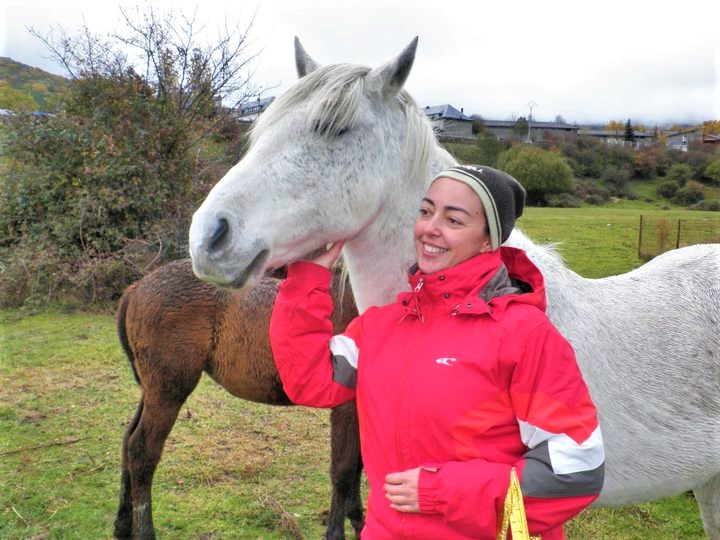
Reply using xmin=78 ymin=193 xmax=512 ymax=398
xmin=2 ymin=201 xmax=718 ymax=539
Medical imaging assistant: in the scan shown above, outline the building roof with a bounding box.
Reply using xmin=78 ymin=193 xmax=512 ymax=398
xmin=422 ymin=104 xmax=471 ymax=121
xmin=578 ymin=129 xmax=653 ymax=138
xmin=238 ymin=96 xmax=275 ymax=117
xmin=484 ymin=119 xmax=579 ymax=131
xmin=663 ymin=128 xmax=702 ymax=137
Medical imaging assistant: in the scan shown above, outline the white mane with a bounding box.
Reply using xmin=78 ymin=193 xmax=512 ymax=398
xmin=251 ymin=63 xmax=450 ymax=191
xmin=252 ymin=65 xmax=371 ymax=141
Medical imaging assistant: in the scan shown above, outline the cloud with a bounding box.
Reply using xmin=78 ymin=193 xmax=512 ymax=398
xmin=2 ymin=0 xmax=718 ymax=124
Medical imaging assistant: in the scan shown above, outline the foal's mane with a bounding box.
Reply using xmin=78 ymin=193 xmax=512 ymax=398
xmin=250 ymin=63 xmax=448 ymax=188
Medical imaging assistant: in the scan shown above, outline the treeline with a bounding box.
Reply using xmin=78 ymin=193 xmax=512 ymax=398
xmin=443 ymin=134 xmax=720 ymax=209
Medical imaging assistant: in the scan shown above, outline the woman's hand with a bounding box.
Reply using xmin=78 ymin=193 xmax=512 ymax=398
xmin=384 ymin=467 xmax=421 ymax=513
xmin=305 ymin=240 xmax=345 ymax=269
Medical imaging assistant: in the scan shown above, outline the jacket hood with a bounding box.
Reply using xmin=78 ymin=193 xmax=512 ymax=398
xmin=399 ymin=247 xmax=546 ymax=321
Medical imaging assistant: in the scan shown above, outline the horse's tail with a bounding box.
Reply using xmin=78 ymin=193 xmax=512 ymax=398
xmin=117 ymin=283 xmax=141 ymax=385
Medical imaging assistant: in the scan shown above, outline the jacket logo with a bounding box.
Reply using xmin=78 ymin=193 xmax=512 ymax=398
xmin=435 ymin=357 xmax=457 ymax=366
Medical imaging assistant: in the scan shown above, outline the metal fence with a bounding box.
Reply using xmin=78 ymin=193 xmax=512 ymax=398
xmin=638 ymin=215 xmax=720 ymax=260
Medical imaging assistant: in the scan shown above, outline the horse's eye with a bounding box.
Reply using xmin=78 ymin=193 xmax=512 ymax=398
xmin=312 ymin=121 xmax=348 ymax=137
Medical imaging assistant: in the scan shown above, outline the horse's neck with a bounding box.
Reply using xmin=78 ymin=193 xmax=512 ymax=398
xmin=344 ymin=143 xmax=455 ymax=312
xmin=343 ymin=178 xmax=418 ymax=311
xmin=342 ymin=137 xmax=590 ymax=316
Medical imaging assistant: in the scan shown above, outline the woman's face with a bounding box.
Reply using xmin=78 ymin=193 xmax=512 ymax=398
xmin=413 ymin=177 xmax=492 ymax=274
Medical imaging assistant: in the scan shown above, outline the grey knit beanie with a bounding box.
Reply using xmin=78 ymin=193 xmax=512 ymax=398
xmin=431 ymin=165 xmax=526 ymax=251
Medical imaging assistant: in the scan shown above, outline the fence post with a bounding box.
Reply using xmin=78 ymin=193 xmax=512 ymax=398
xmin=676 ymin=219 xmax=682 ymax=249
xmin=638 ymin=214 xmax=644 ymax=259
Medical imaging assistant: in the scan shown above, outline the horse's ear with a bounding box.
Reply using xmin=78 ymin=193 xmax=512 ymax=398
xmin=366 ymin=36 xmax=418 ymax=100
xmin=295 ymin=36 xmax=321 ymax=78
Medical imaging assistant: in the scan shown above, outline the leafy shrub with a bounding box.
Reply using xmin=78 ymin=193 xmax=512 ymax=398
xmin=656 ymin=180 xmax=679 ymax=199
xmin=687 ymin=200 xmax=720 ymax=211
xmin=632 ymin=150 xmax=657 ymax=179
xmin=600 ymin=165 xmax=631 ymax=197
xmin=675 ymin=149 xmax=713 ymax=183
xmin=666 ymin=163 xmax=694 ymax=186
xmin=0 ymin=7 xmax=259 ymax=308
xmin=442 ymin=136 xmax=510 ymax=168
xmin=2 ymin=80 xmax=194 ymax=250
xmin=0 ymin=229 xmax=169 ymax=308
xmin=632 ymin=146 xmax=671 ymax=179
xmin=672 ymin=180 xmax=705 ymax=205
xmin=473 ymin=134 xmax=508 ymax=167
xmin=574 ymin=179 xmax=610 ymax=202
xmin=496 ymin=144 xmax=574 ymax=205
xmin=562 ymin=136 xmax=606 ymax=178
xmin=0 ymin=73 xmax=204 ymax=306
xmin=605 ymin=145 xmax=635 ymax=173
xmin=704 ymin=153 xmax=720 ymax=185
xmin=547 ymin=193 xmax=582 ymax=208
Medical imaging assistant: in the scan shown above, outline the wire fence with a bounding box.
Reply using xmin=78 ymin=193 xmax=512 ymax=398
xmin=638 ymin=215 xmax=720 ymax=260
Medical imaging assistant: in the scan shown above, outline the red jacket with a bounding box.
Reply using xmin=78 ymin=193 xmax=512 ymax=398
xmin=270 ymin=248 xmax=604 ymax=539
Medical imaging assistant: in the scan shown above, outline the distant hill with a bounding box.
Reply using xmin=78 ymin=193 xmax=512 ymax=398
xmin=0 ymin=57 xmax=69 ymax=111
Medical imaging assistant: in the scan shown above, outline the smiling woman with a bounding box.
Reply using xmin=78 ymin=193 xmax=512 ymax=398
xmin=269 ymin=164 xmax=605 ymax=539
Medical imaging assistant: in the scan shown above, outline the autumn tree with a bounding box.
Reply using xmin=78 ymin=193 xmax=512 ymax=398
xmin=31 ymin=6 xmax=262 ymax=148
xmin=0 ymin=85 xmax=38 ymax=111
xmin=605 ymin=120 xmax=624 ymax=136
xmin=1 ymin=6 xmax=263 ymax=306
xmin=703 ymin=121 xmax=720 ymax=135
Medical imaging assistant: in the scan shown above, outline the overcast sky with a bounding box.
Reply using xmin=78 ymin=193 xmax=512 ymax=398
xmin=2 ymin=0 xmax=719 ymax=125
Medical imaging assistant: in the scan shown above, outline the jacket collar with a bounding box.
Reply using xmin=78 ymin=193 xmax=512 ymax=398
xmin=399 ymin=247 xmax=546 ymax=321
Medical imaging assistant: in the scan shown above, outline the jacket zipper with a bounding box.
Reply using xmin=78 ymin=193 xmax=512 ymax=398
xmin=395 ymin=329 xmax=424 ymax=539
xmin=412 ymin=278 xmax=424 ymax=323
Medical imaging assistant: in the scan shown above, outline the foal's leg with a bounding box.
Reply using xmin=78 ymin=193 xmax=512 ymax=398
xmin=126 ymin=393 xmax=190 ymax=540
xmin=115 ymin=399 xmax=144 ymax=539
xmin=694 ymin=473 xmax=720 ymax=540
xmin=326 ymin=400 xmax=364 ymax=540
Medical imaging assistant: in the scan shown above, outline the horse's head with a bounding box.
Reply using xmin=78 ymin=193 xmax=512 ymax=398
xmin=189 ymin=37 xmax=422 ymax=288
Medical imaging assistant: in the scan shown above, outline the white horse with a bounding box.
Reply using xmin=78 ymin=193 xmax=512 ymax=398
xmin=189 ymin=37 xmax=720 ymax=538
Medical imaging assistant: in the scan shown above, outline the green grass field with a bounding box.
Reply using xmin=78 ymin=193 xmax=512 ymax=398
xmin=2 ymin=202 xmax=717 ymax=539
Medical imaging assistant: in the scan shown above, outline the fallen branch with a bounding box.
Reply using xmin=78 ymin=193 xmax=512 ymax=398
xmin=70 ymin=463 xmax=108 ymax=478
xmin=0 ymin=436 xmax=89 ymax=456
xmin=258 ymin=493 xmax=303 ymax=540
xmin=12 ymin=506 xmax=29 ymax=527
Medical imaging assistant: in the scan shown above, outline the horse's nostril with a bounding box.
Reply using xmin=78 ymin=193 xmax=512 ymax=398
xmin=208 ymin=217 xmax=229 ymax=252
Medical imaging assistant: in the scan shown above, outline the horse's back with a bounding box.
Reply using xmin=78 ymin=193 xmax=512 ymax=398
xmin=620 ymin=242 xmax=720 ymax=279
xmin=566 ymin=243 xmax=720 ymax=504
xmin=590 ymin=243 xmax=720 ymax=327
xmin=119 ymin=259 xmax=232 ymax=392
